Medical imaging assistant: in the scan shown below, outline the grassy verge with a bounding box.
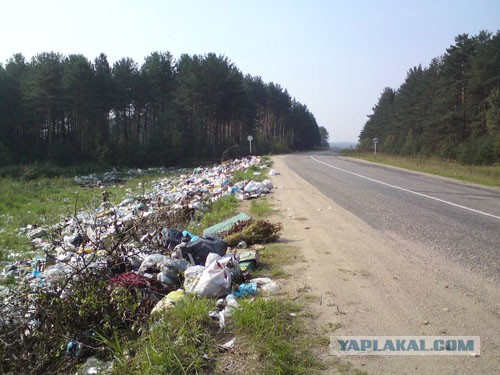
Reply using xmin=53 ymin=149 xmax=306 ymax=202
xmin=346 ymin=152 xmax=500 ymax=187
xmin=249 ymin=198 xmax=275 ymax=218
xmin=2 ymin=158 xmax=324 ymax=374
xmin=231 ymin=298 xmax=319 ymax=375
xmin=252 ymin=243 xmax=299 ymax=279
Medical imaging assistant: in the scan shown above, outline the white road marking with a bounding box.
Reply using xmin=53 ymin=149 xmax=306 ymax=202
xmin=310 ymin=155 xmax=500 ymax=221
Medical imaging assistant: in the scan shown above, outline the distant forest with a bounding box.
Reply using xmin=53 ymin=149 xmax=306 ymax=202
xmin=0 ymin=52 xmax=327 ymax=166
xmin=359 ymin=30 xmax=500 ymax=164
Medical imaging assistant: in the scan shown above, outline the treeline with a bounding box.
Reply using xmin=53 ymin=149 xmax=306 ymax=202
xmin=0 ymin=51 xmax=324 ymax=166
xmin=359 ymin=30 xmax=500 ymax=164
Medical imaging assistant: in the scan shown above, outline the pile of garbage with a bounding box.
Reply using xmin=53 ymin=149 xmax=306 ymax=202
xmin=0 ymin=156 xmax=283 ymax=373
xmin=3 ymin=157 xmax=273 ymax=282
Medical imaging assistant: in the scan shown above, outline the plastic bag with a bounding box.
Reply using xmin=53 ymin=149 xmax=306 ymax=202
xmin=205 ymin=253 xmax=222 ymax=266
xmin=183 ymin=265 xmax=206 ymax=293
xmin=193 ymin=261 xmax=231 ymax=297
xmin=139 ymin=254 xmax=169 ymax=272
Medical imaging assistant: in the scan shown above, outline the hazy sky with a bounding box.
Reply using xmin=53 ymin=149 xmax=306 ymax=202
xmin=1 ymin=0 xmax=499 ymax=142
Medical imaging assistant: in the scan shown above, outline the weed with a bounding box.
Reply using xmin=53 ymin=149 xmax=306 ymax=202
xmin=92 ymin=330 xmax=127 ymax=366
xmin=223 ymin=220 xmax=282 ymax=247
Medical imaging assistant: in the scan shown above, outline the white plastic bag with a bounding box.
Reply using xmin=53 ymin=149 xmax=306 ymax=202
xmin=193 ymin=261 xmax=231 ymax=297
xmin=205 ymin=253 xmax=222 ymax=266
xmin=139 ymin=254 xmax=169 ymax=272
xmin=183 ymin=265 xmax=206 ymax=293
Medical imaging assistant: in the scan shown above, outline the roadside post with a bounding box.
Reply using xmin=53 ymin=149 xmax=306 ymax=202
xmin=247 ymin=135 xmax=254 ymax=154
xmin=372 ymin=137 xmax=379 ymax=157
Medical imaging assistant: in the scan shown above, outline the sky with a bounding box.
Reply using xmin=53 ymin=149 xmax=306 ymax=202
xmin=1 ymin=0 xmax=499 ymax=142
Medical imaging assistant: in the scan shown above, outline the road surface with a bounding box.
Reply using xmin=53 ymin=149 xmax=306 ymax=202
xmin=282 ymin=152 xmax=500 ymax=283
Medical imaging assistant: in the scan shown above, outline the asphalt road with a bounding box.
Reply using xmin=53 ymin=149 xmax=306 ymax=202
xmin=281 ymin=151 xmax=500 ymax=282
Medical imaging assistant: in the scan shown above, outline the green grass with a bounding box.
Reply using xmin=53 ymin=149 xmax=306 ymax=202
xmin=114 ymin=296 xmax=219 ymax=374
xmin=0 ymin=173 xmax=169 ymax=260
xmin=252 ymin=243 xmax=300 ymax=279
xmin=348 ymin=152 xmax=500 ymax=187
xmin=113 ymin=295 xmax=320 ymax=375
xmin=250 ymin=198 xmax=275 ymax=218
xmin=232 ymin=298 xmax=321 ymax=375
xmin=231 ymin=164 xmax=267 ymax=183
xmin=190 ymin=195 xmax=240 ymax=234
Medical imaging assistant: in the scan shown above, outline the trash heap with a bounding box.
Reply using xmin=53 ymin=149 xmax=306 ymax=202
xmin=1 ymin=156 xmax=275 ymax=289
xmin=0 ymin=156 xmax=283 ymax=374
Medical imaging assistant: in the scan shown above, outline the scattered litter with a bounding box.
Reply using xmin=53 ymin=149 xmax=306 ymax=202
xmin=234 ymin=282 xmax=257 ymax=297
xmin=179 ymin=236 xmax=228 ymax=266
xmin=78 ymin=356 xmax=114 ymax=374
xmin=220 ymin=338 xmax=235 ymax=350
xmin=251 ymin=277 xmax=280 ymax=295
xmin=237 ymin=250 xmax=258 ymax=272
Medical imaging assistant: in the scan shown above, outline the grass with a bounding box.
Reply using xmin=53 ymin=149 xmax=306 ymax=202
xmin=189 ymin=195 xmax=240 ymax=235
xmin=232 ymin=298 xmax=321 ymax=375
xmin=348 ymin=152 xmax=500 ymax=187
xmin=113 ymin=296 xmax=219 ymax=374
xmin=250 ymin=198 xmax=275 ymax=217
xmin=0 ymin=173 xmax=170 ymax=260
xmin=252 ymin=243 xmax=300 ymax=279
xmin=231 ymin=164 xmax=267 ymax=183
xmin=112 ymin=296 xmax=320 ymax=375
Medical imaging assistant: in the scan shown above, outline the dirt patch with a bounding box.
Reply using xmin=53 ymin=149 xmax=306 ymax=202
xmin=268 ymin=155 xmax=500 ymax=375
